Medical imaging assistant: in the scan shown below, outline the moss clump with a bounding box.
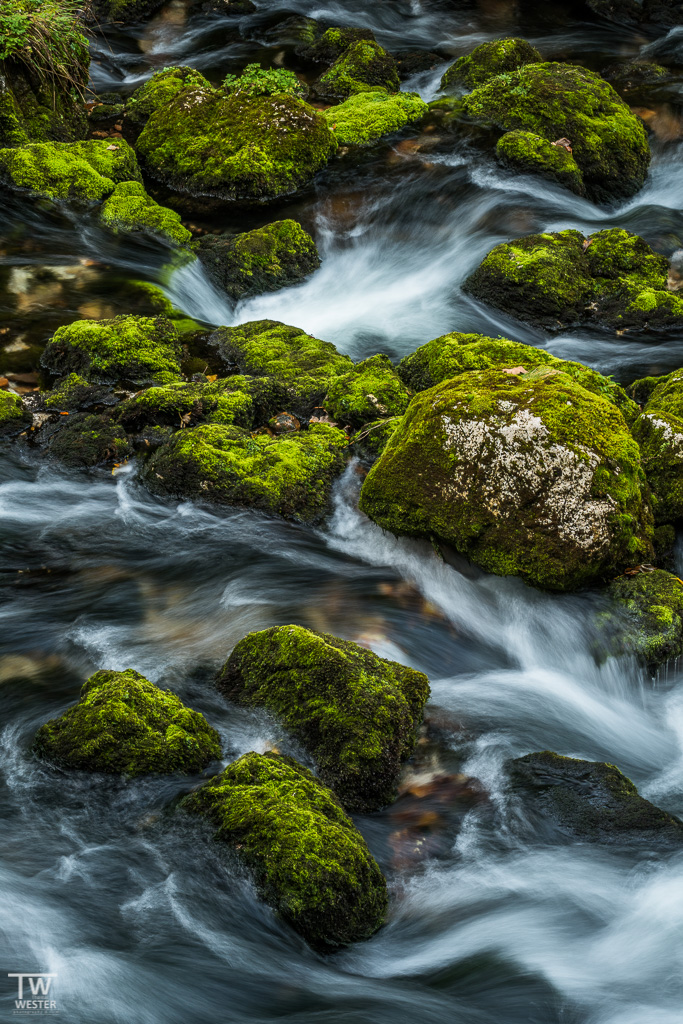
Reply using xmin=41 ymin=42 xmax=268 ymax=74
xmin=510 ymin=751 xmax=683 ymax=843
xmin=606 ymin=569 xmax=683 ymax=670
xmin=461 ymin=62 xmax=650 ymax=203
xmin=464 ymin=228 xmax=680 ymax=333
xmin=222 ymin=64 xmax=306 ymax=100
xmin=143 ymin=422 xmax=347 ymax=521
xmin=218 ymin=625 xmax=430 ymax=810
xmin=41 ymin=315 xmax=182 ymax=384
xmin=136 ymin=84 xmax=337 ymax=202
xmin=359 ymin=369 xmax=653 ymax=592
xmin=317 ymin=40 xmax=400 ymax=101
xmin=323 ymin=89 xmax=428 ymax=146
xmin=496 ymin=131 xmax=585 ymax=196
xmin=0 ymin=389 xmax=30 ymax=432
xmin=197 ymin=220 xmax=320 ymax=301
xmin=441 ymin=38 xmax=542 ymax=92
xmin=124 ymin=66 xmax=211 ymax=132
xmin=182 ymin=751 xmax=387 ymax=948
xmin=210 ymin=320 xmax=353 ymax=415
xmin=0 ymin=138 xmax=141 ymax=200
xmin=630 ymin=368 xmax=683 ymax=523
xmin=34 ymin=668 xmax=221 ymax=775
xmin=298 ymin=25 xmax=376 ymax=65
xmin=325 ymin=354 xmax=412 ymax=430
xmin=99 ymin=181 xmax=192 ymax=246
xmin=48 ymin=412 xmax=132 ymax=468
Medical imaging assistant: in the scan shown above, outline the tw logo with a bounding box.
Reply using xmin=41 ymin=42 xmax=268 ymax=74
xmin=7 ymin=973 xmax=57 ymax=1014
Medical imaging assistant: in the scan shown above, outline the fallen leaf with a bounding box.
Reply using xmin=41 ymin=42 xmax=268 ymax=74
xmin=106 ymin=144 xmax=120 ymax=151
xmin=502 ymin=366 xmax=526 ymax=376
xmin=205 ymin=374 xmax=217 ymax=382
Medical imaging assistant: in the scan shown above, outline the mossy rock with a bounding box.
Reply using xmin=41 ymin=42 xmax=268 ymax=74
xmin=217 ymin=625 xmax=430 ymax=810
xmin=317 ymin=40 xmax=400 ymax=101
xmin=510 ymin=751 xmax=683 ymax=843
xmin=142 ymin=422 xmax=347 ymax=521
xmin=359 ymin=368 xmax=653 ymax=592
xmin=124 ymin=67 xmax=212 ymax=133
xmin=209 ymin=320 xmax=353 ymax=415
xmin=322 ymin=89 xmax=428 ymax=146
xmin=605 ymin=569 xmax=683 ymax=670
xmin=460 ymin=62 xmax=650 ymax=203
xmin=41 ymin=315 xmax=182 ymax=384
xmin=42 ymin=373 xmax=112 ymax=412
xmin=47 ymin=412 xmax=131 ymax=468
xmin=34 ymin=668 xmax=221 ymax=774
xmin=0 ymin=389 xmax=30 ymax=434
xmin=99 ymin=181 xmax=192 ymax=246
xmin=397 ymin=332 xmax=639 ymax=423
xmin=441 ymin=38 xmax=542 ymax=92
xmin=197 ymin=220 xmax=320 ymax=301
xmin=181 ymin=751 xmax=388 ymax=948
xmin=298 ymin=25 xmax=376 ymax=65
xmin=464 ymin=228 xmax=681 ymax=333
xmin=0 ymin=139 xmax=142 ymax=200
xmin=326 ymin=354 xmax=412 ymax=429
xmin=349 ymin=417 xmax=402 ymax=463
xmin=630 ymin=368 xmax=683 ymax=523
xmin=496 ymin=131 xmax=585 ymax=196
xmin=92 ymin=0 xmax=166 ymax=23
xmin=136 ymin=84 xmax=337 ymax=201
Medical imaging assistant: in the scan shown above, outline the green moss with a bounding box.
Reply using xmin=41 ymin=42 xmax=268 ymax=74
xmin=41 ymin=315 xmax=182 ymax=383
xmin=182 ymin=751 xmax=387 ymax=948
xmin=42 ymin=373 xmax=110 ymax=411
xmin=48 ymin=411 xmax=132 ymax=468
xmin=0 ymin=138 xmax=141 ymax=200
xmin=326 ymin=353 xmax=412 ymax=429
xmin=496 ymin=130 xmax=585 ymax=196
xmin=218 ymin=625 xmax=430 ymax=810
xmin=198 ymin=220 xmax=320 ymax=301
xmin=0 ymin=388 xmax=29 ymax=432
xmin=136 ymin=84 xmax=337 ymax=201
xmin=317 ymin=40 xmax=400 ymax=101
xmin=630 ymin=368 xmax=683 ymax=523
xmin=124 ymin=66 xmax=211 ymax=132
xmin=461 ymin=62 xmax=650 ymax=202
xmin=441 ymin=38 xmax=542 ymax=91
xmin=323 ymin=89 xmax=428 ymax=145
xmin=223 ymin=63 xmax=306 ymax=99
xmin=143 ymin=422 xmax=347 ymax=521
xmin=605 ymin=570 xmax=683 ymax=668
xmin=298 ymin=25 xmax=376 ymax=65
xmin=99 ymin=181 xmax=192 ymax=246
xmin=359 ymin=368 xmax=653 ymax=592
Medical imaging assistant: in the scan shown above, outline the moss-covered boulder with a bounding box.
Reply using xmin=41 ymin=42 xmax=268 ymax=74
xmin=47 ymin=412 xmax=132 ymax=468
xmin=359 ymin=369 xmax=653 ymax=592
xmin=441 ymin=38 xmax=542 ymax=92
xmin=182 ymin=751 xmax=387 ymax=948
xmin=209 ymin=320 xmax=353 ymax=415
xmin=197 ymin=220 xmax=320 ymax=301
xmin=325 ymin=354 xmax=412 ymax=429
xmin=630 ymin=369 xmax=683 ymax=523
xmin=0 ymin=139 xmax=142 ymax=200
xmin=41 ymin=315 xmax=182 ymax=384
xmin=322 ymin=90 xmax=428 ymax=146
xmin=0 ymin=389 xmax=30 ymax=433
xmin=99 ymin=181 xmax=192 ymax=246
xmin=298 ymin=25 xmax=376 ymax=65
xmin=34 ymin=668 xmax=221 ymax=774
xmin=124 ymin=67 xmax=212 ymax=133
xmin=495 ymin=131 xmax=585 ymax=196
xmin=464 ymin=229 xmax=682 ymax=333
xmin=510 ymin=751 xmax=683 ymax=843
xmin=316 ymin=40 xmax=400 ymax=101
xmin=136 ymin=82 xmax=337 ymax=201
xmin=142 ymin=422 xmax=347 ymax=521
xmin=605 ymin=569 xmax=683 ymax=670
xmin=459 ymin=62 xmax=650 ymax=203
xmin=217 ymin=625 xmax=430 ymax=810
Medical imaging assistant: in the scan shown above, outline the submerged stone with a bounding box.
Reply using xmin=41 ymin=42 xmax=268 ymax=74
xmin=322 ymin=90 xmax=428 ymax=146
xmin=182 ymin=751 xmax=388 ymax=948
xmin=630 ymin=369 xmax=683 ymax=523
xmin=325 ymin=353 xmax=412 ymax=429
xmin=99 ymin=181 xmax=192 ymax=246
xmin=217 ymin=625 xmax=430 ymax=811
xmin=34 ymin=668 xmax=221 ymax=774
xmin=441 ymin=38 xmax=542 ymax=91
xmin=605 ymin=568 xmax=683 ymax=670
xmin=317 ymin=40 xmax=400 ymax=101
xmin=0 ymin=139 xmax=142 ymax=200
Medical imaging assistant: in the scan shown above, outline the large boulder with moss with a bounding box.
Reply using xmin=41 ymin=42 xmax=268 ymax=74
xmin=605 ymin=569 xmax=683 ymax=670
xmin=197 ymin=220 xmax=319 ymax=301
xmin=217 ymin=626 xmax=430 ymax=810
xmin=510 ymin=751 xmax=683 ymax=843
xmin=323 ymin=90 xmax=428 ymax=146
xmin=465 ymin=229 xmax=681 ymax=333
xmin=182 ymin=751 xmax=387 ymax=948
xmin=325 ymin=354 xmax=412 ymax=429
xmin=124 ymin=67 xmax=212 ymax=134
xmin=0 ymin=139 xmax=141 ymax=200
xmin=99 ymin=181 xmax=191 ymax=246
xmin=441 ymin=38 xmax=542 ymax=91
xmin=209 ymin=320 xmax=353 ymax=414
xmin=316 ymin=40 xmax=400 ymax=101
xmin=41 ymin=315 xmax=181 ymax=384
xmin=136 ymin=81 xmax=337 ymax=202
xmin=629 ymin=369 xmax=683 ymax=523
xmin=34 ymin=668 xmax=221 ymax=774
xmin=360 ymin=369 xmax=653 ymax=592
xmin=142 ymin=422 xmax=347 ymax=521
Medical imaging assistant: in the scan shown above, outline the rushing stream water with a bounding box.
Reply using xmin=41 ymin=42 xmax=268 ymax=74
xmin=3 ymin=1 xmax=683 ymax=1021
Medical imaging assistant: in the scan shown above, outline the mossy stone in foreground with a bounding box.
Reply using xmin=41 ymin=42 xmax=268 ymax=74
xmin=143 ymin=423 xmax=347 ymax=521
xmin=325 ymin=353 xmax=412 ymax=429
xmin=34 ymin=668 xmax=221 ymax=774
xmin=217 ymin=625 xmax=430 ymax=810
xmin=0 ymin=139 xmax=142 ymax=200
xmin=323 ymin=90 xmax=428 ymax=146
xmin=317 ymin=40 xmax=400 ymax=100
xmin=630 ymin=369 xmax=683 ymax=523
xmin=41 ymin=315 xmax=182 ymax=384
xmin=100 ymin=181 xmax=192 ymax=246
xmin=182 ymin=751 xmax=388 ymax=948
xmin=496 ymin=131 xmax=585 ymax=196
xmin=441 ymin=38 xmax=542 ymax=91
xmin=359 ymin=369 xmax=653 ymax=592
xmin=510 ymin=751 xmax=683 ymax=843
xmin=606 ymin=569 xmax=683 ymax=670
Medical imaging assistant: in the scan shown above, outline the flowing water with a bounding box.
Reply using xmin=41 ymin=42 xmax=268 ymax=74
xmin=3 ymin=1 xmax=683 ymax=1021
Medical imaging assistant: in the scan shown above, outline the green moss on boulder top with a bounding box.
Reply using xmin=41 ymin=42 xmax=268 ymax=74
xmin=0 ymin=139 xmax=142 ymax=200
xmin=181 ymin=751 xmax=388 ymax=948
xmin=33 ymin=668 xmax=221 ymax=774
xmin=217 ymin=625 xmax=430 ymax=810
xmin=359 ymin=368 xmax=653 ymax=592
xmin=124 ymin=66 xmax=211 ymax=132
xmin=323 ymin=90 xmax=428 ymax=146
xmin=441 ymin=38 xmax=542 ymax=92
xmin=317 ymin=40 xmax=400 ymax=101
xmin=605 ymin=569 xmax=683 ymax=670
xmin=630 ymin=368 xmax=683 ymax=523
xmin=326 ymin=353 xmax=412 ymax=429
xmin=99 ymin=181 xmax=192 ymax=246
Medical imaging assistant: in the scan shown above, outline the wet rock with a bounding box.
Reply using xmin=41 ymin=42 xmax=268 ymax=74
xmin=0 ymin=139 xmax=142 ymax=201
xmin=394 ymin=50 xmax=443 ymax=81
xmin=441 ymin=37 xmax=542 ymax=91
xmin=316 ymin=40 xmax=400 ymax=101
xmin=323 ymin=90 xmax=428 ymax=146
xmin=47 ymin=411 xmax=131 ymax=468
xmin=629 ymin=368 xmax=683 ymax=523
xmin=267 ymin=411 xmax=300 ymax=434
xmin=181 ymin=751 xmax=388 ymax=948
xmin=604 ymin=567 xmax=683 ymax=670
xmin=91 ymin=0 xmax=166 ymax=23
xmin=586 ymin=0 xmax=682 ymax=27
xmin=325 ymin=353 xmax=412 ymax=429
xmin=216 ymin=625 xmax=430 ymax=811
xmin=99 ymin=181 xmax=192 ymax=246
